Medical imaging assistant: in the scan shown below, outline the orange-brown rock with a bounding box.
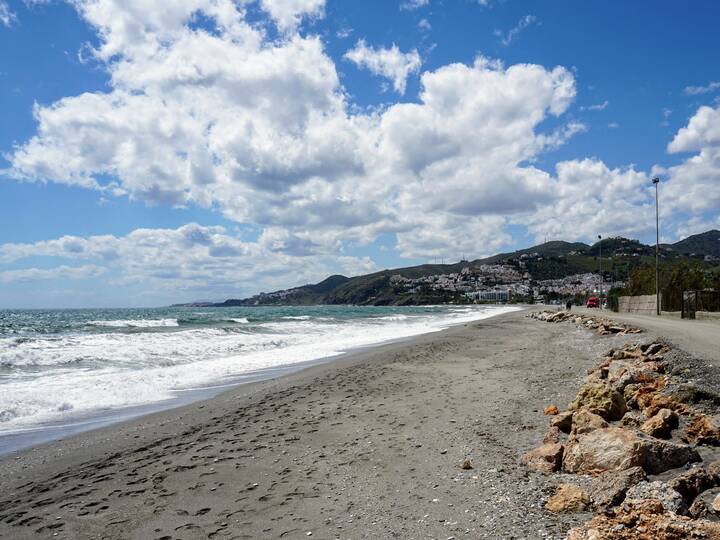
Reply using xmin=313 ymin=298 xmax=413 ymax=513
xmin=641 ymin=408 xmax=679 ymax=439
xmin=544 ymin=404 xmax=560 ymax=416
xmin=571 ymin=410 xmax=609 ymax=435
xmin=683 ymin=414 xmax=720 ymax=446
xmin=545 ymin=483 xmax=589 ymax=513
xmin=550 ymin=410 xmax=574 ymax=433
xmin=566 ymin=499 xmax=720 ymax=540
xmin=562 ymin=427 xmax=699 ymax=475
xmin=521 ymin=442 xmax=564 ymax=474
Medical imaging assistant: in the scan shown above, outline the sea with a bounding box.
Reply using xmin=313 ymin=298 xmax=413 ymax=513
xmin=0 ymin=304 xmax=518 ymax=453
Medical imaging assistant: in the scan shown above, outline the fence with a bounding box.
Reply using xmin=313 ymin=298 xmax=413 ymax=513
xmin=682 ymin=290 xmax=720 ymax=319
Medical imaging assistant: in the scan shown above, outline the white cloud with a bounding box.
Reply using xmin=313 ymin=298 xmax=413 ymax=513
xmin=684 ymin=81 xmax=720 ymax=96
xmin=0 ymin=265 xmax=105 ymax=283
xmin=259 ymin=0 xmax=325 ymax=31
xmin=663 ymin=105 xmax=720 ymax=215
xmin=0 ymin=224 xmax=377 ymax=296
xmin=418 ymin=18 xmax=431 ymax=31
xmin=19 ymin=1 xmax=716 ymax=275
xmin=344 ymin=40 xmax=421 ymax=95
xmin=580 ymin=100 xmax=608 ymax=112
xmin=495 ymin=15 xmax=537 ymax=46
xmin=400 ymin=0 xmax=429 ymax=10
xmin=0 ymin=1 xmax=16 ymax=27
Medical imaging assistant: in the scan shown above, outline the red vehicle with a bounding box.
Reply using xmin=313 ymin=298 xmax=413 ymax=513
xmin=586 ymin=297 xmax=599 ymax=308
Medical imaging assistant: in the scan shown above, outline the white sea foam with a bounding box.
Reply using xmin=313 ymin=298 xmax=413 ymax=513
xmin=0 ymin=306 xmax=520 ymax=432
xmin=87 ymin=318 xmax=179 ymax=328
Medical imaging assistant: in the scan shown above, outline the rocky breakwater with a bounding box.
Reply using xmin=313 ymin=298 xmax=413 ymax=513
xmin=528 ymin=309 xmax=643 ymax=336
xmin=524 ymin=312 xmax=720 ymax=539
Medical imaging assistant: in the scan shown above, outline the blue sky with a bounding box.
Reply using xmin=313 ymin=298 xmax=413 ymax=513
xmin=0 ymin=0 xmax=719 ymax=307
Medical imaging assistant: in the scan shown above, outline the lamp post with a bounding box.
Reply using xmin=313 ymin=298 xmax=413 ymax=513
xmin=652 ymin=177 xmax=660 ymax=315
xmin=598 ymin=234 xmax=603 ymax=309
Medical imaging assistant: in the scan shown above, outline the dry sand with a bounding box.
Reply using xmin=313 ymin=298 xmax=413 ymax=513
xmin=0 ymin=309 xmax=647 ymax=539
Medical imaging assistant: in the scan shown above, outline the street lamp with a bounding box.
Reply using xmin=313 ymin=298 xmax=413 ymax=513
xmin=652 ymin=177 xmax=660 ymax=315
xmin=598 ymin=234 xmax=603 ymax=309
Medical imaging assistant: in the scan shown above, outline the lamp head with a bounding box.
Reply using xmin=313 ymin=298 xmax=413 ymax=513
xmin=652 ymin=177 xmax=660 ymax=185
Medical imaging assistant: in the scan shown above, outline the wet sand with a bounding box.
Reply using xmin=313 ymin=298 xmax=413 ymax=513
xmin=0 ymin=309 xmax=638 ymax=539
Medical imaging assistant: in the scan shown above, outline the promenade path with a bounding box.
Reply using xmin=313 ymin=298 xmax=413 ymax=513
xmin=574 ymin=306 xmax=719 ymax=366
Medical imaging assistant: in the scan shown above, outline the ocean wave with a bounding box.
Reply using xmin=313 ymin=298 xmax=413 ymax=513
xmin=0 ymin=306 xmax=521 ymax=432
xmin=87 ymin=318 xmax=179 ymax=328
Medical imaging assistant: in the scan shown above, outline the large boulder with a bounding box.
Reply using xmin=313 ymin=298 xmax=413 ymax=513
xmin=521 ymin=442 xmax=564 ymax=474
xmin=669 ymin=467 xmax=717 ymax=505
xmin=571 ymin=410 xmax=609 ymax=435
xmin=683 ymin=414 xmax=720 ymax=446
xmin=641 ymin=408 xmax=679 ymax=439
xmin=563 ymin=427 xmax=699 ymax=475
xmin=550 ymin=410 xmax=573 ymax=433
xmin=545 ymin=483 xmax=590 ymax=513
xmin=568 ymin=381 xmax=627 ymax=421
xmin=624 ymin=480 xmax=687 ymax=515
xmin=588 ymin=466 xmax=646 ymax=510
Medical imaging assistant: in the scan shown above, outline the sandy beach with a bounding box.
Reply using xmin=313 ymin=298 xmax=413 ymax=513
xmin=0 ymin=308 xmax=713 ymax=539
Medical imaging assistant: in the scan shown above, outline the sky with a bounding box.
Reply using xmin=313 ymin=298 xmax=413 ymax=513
xmin=0 ymin=0 xmax=719 ymax=308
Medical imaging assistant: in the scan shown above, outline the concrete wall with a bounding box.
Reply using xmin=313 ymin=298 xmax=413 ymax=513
xmin=618 ymin=294 xmax=657 ymax=315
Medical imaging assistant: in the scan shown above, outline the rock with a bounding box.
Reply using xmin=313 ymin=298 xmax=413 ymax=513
xmin=683 ymin=414 xmax=720 ymax=446
xmin=550 ymin=411 xmax=574 ymax=434
xmin=563 ymin=427 xmax=699 ymax=475
xmin=571 ymin=410 xmax=609 ymax=435
xmin=563 ymin=427 xmax=644 ymax=474
xmin=460 ymin=459 xmax=473 ymax=470
xmin=621 ymin=410 xmax=646 ymax=428
xmin=689 ymin=487 xmax=720 ymax=518
xmin=545 ymin=483 xmax=590 ymax=513
xmin=589 ymin=466 xmax=646 ymax=510
xmin=669 ymin=467 xmax=716 ymax=505
xmin=543 ymin=426 xmax=562 ymax=444
xmin=569 ymin=381 xmax=627 ymax=421
xmin=521 ymin=443 xmax=564 ymax=474
xmin=641 ymin=409 xmax=679 ymax=439
xmin=642 ymin=436 xmax=701 ymax=475
xmin=544 ymin=404 xmax=559 ymax=416
xmin=708 ymin=460 xmax=720 ymax=483
xmin=625 ymin=480 xmax=687 ymax=514
xmin=645 ymin=343 xmax=664 ymax=356
xmin=567 ymin=498 xmax=720 ymax=540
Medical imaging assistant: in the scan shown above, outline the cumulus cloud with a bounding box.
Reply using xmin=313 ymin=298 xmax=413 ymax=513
xmin=10 ymin=0 xmax=714 ymax=286
xmin=0 ymin=224 xmax=378 ymax=297
xmin=0 ymin=265 xmax=105 ymax=283
xmin=663 ymin=105 xmax=720 ymax=215
xmin=344 ymin=40 xmax=421 ymax=94
xmin=3 ymin=0 xmax=585 ymax=263
xmin=0 ymin=0 xmax=16 ymax=27
xmin=259 ymin=0 xmax=325 ymax=31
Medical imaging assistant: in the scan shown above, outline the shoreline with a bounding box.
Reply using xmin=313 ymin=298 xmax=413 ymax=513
xmin=0 ymin=305 xmax=522 ymax=456
xmin=3 ymin=307 xmax=709 ymax=538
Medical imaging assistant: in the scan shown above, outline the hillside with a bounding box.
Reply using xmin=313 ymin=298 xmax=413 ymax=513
xmin=187 ymin=231 xmax=720 ymax=307
xmin=662 ymin=229 xmax=720 ymax=258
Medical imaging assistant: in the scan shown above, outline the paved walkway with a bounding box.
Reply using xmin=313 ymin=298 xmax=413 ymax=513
xmin=573 ymin=306 xmax=719 ymax=366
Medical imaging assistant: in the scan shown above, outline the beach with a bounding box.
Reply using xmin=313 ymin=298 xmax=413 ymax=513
xmin=0 ymin=308 xmax=715 ymax=539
